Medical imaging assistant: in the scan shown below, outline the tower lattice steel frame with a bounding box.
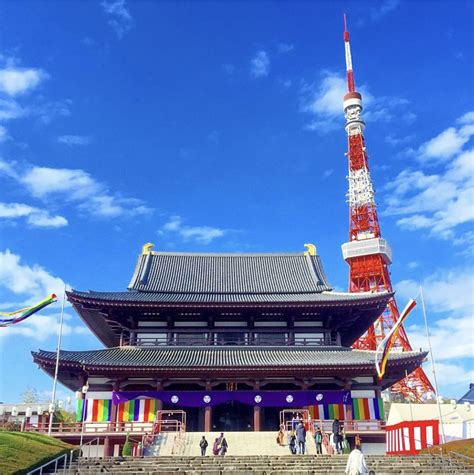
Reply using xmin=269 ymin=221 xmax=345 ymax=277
xmin=340 ymin=16 xmax=433 ymax=402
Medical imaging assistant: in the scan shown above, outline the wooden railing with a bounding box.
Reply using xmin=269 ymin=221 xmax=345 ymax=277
xmin=26 ymin=421 xmax=153 ymax=435
xmin=126 ymin=336 xmax=338 ymax=347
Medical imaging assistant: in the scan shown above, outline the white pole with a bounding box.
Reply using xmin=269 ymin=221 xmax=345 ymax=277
xmin=405 ymin=369 xmax=414 ymax=422
xmin=48 ymin=285 xmax=66 ymax=436
xmin=419 ymin=285 xmax=446 ymax=444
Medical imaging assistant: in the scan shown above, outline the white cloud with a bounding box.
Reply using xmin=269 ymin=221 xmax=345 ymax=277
xmin=418 ymin=126 xmax=474 ymax=163
xmin=0 ymin=161 xmax=152 ymax=220
xmin=385 ymin=114 xmax=474 ymax=240
xmin=101 ymin=0 xmax=133 ymax=39
xmin=250 ymin=50 xmax=270 ymax=78
xmin=57 ymin=135 xmax=92 ymax=146
xmin=2 ymin=311 xmax=89 ymax=341
xmin=300 ymin=72 xmax=413 ymax=134
xmin=395 ymin=269 xmax=474 ymax=396
xmin=407 ymin=315 xmax=474 ymax=361
xmin=0 ymin=249 xmax=66 ymax=303
xmin=396 ymin=269 xmax=474 ymax=315
xmin=277 ymin=43 xmax=294 ymax=54
xmin=0 ymin=202 xmax=68 ymax=228
xmin=0 ymin=125 xmax=9 ymax=142
xmin=0 ymin=98 xmax=25 ymax=120
xmin=0 ymin=67 xmax=47 ymax=97
xmin=370 ymin=0 xmax=400 ymax=21
xmin=160 ymin=215 xmax=226 ymax=245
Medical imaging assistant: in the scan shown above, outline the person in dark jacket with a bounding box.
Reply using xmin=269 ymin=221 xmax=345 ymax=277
xmin=218 ymin=432 xmax=228 ymax=456
xmin=296 ymin=421 xmax=306 ymax=454
xmin=288 ymin=432 xmax=297 ymax=454
xmin=332 ymin=419 xmax=340 ymax=437
xmin=199 ymin=436 xmax=208 ymax=456
xmin=336 ymin=429 xmax=344 ymax=454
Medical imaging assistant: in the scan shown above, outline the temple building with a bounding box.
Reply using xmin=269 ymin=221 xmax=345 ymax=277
xmin=32 ymin=243 xmax=426 ymax=438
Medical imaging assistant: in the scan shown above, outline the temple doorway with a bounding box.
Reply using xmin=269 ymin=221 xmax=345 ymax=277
xmin=261 ymin=407 xmax=281 ymax=431
xmin=212 ymin=401 xmax=253 ymax=431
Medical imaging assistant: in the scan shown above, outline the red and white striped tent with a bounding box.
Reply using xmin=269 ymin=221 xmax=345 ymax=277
xmin=386 ymin=419 xmax=439 ymax=455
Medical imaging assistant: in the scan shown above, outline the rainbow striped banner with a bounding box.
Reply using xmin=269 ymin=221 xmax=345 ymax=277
xmin=308 ymin=403 xmax=346 ymax=420
xmin=352 ymin=398 xmax=384 ymax=420
xmin=117 ymin=399 xmax=158 ymax=422
xmin=76 ymin=399 xmax=111 ymax=422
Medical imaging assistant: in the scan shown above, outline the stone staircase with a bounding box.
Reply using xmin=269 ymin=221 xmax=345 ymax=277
xmin=59 ymin=454 xmax=474 ymax=474
xmin=180 ymin=431 xmax=318 ymax=456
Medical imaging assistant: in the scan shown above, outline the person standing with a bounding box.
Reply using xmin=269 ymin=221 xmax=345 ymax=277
xmin=199 ymin=436 xmax=208 ymax=456
xmin=314 ymin=426 xmax=323 ymax=454
xmin=288 ymin=431 xmax=297 ymax=454
xmin=345 ymin=444 xmax=368 ymax=475
xmin=336 ymin=429 xmax=344 ymax=454
xmin=296 ymin=420 xmax=306 ymax=454
xmin=212 ymin=437 xmax=219 ymax=456
xmin=218 ymin=432 xmax=228 ymax=456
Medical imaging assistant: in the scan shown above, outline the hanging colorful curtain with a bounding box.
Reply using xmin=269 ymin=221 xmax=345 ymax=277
xmin=0 ymin=294 xmax=57 ymax=327
xmin=352 ymin=397 xmax=384 ymax=420
xmin=76 ymin=399 xmax=112 ymax=422
xmin=117 ymin=399 xmax=158 ymax=422
xmin=308 ymin=403 xmax=346 ymax=420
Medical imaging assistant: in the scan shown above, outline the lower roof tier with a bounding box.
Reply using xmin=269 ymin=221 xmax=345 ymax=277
xmin=32 ymin=346 xmax=427 ymax=391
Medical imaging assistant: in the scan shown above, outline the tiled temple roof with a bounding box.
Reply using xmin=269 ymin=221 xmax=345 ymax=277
xmin=127 ymin=252 xmax=332 ymax=294
xmin=68 ymin=289 xmax=390 ymax=304
xmin=32 ymin=346 xmax=426 ymax=369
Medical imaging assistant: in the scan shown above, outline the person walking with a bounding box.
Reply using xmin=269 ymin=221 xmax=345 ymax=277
xmin=336 ymin=429 xmax=344 ymax=454
xmin=291 ymin=413 xmax=298 ymax=431
xmin=199 ymin=436 xmax=208 ymax=456
xmin=212 ymin=437 xmax=220 ymax=455
xmin=218 ymin=432 xmax=228 ymax=456
xmin=345 ymin=444 xmax=368 ymax=475
xmin=295 ymin=420 xmax=306 ymax=454
xmin=288 ymin=431 xmax=297 ymax=454
xmin=314 ymin=426 xmax=323 ymax=455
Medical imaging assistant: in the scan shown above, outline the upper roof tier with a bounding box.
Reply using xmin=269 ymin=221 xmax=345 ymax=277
xmin=128 ymin=250 xmax=332 ymax=294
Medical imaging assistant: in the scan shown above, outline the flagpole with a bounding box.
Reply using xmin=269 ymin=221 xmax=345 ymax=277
xmin=419 ymin=285 xmax=446 ymax=444
xmin=48 ymin=285 xmax=66 ymax=436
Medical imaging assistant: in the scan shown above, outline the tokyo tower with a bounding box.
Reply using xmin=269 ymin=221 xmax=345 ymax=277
xmin=339 ymin=16 xmax=433 ymax=401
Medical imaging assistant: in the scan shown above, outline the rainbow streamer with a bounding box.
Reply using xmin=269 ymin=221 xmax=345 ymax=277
xmin=375 ymin=298 xmax=417 ymax=379
xmin=0 ymin=294 xmax=57 ymax=327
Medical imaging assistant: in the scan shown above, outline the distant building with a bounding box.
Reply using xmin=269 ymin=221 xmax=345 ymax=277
xmin=458 ymin=383 xmax=474 ymax=404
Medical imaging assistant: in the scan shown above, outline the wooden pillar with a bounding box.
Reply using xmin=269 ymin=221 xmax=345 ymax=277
xmin=254 ymin=380 xmax=261 ymax=432
xmin=204 ymin=380 xmax=212 ymax=432
xmin=103 ymin=435 xmax=112 ymax=457
xmin=204 ymin=406 xmax=212 ymax=432
xmin=253 ymin=406 xmax=261 ymax=432
xmin=156 ymin=380 xmax=163 ymax=411
xmin=110 ymin=381 xmax=120 ymax=431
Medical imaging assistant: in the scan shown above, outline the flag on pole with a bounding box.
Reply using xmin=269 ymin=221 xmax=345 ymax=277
xmin=375 ymin=298 xmax=417 ymax=379
xmin=0 ymin=294 xmax=57 ymax=327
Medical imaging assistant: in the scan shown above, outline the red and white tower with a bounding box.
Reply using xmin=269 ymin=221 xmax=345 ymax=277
xmin=340 ymin=16 xmax=433 ymax=401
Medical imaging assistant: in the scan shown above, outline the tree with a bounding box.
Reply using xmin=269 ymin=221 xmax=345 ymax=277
xmin=20 ymin=387 xmax=40 ymax=404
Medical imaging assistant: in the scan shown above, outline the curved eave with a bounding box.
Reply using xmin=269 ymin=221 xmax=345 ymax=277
xmin=32 ymin=348 xmax=426 ymax=392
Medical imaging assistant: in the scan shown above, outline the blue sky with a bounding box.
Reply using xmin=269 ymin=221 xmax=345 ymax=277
xmin=0 ymin=0 xmax=472 ymax=404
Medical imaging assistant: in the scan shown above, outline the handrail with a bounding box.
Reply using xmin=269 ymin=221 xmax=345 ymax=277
xmin=448 ymin=450 xmax=474 ymax=463
xmin=27 ymin=452 xmax=68 ymax=475
xmin=124 ymin=336 xmax=338 ymax=347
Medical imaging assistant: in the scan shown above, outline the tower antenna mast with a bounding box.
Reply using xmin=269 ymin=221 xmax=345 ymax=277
xmin=340 ymin=15 xmax=433 ymax=402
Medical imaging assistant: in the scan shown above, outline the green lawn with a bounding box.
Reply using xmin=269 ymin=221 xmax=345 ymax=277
xmin=0 ymin=431 xmax=74 ymax=475
xmin=421 ymin=438 xmax=474 ymax=461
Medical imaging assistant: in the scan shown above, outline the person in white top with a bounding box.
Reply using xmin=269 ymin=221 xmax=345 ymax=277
xmin=345 ymin=444 xmax=369 ymax=475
